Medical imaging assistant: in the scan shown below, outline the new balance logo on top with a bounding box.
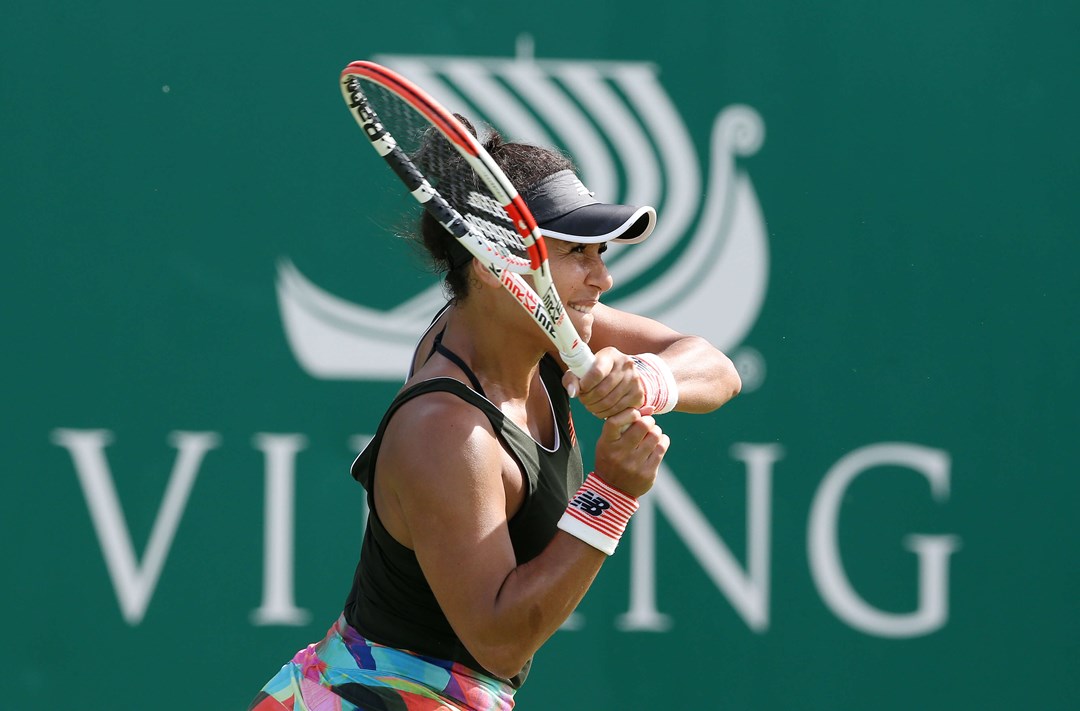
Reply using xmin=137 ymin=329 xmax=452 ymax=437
xmin=570 ymin=490 xmax=611 ymax=517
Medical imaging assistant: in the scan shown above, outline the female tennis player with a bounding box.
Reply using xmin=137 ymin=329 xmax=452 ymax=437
xmin=249 ymin=128 xmax=741 ymax=711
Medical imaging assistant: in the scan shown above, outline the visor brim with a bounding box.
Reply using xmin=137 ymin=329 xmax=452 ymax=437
xmin=538 ymin=203 xmax=657 ymax=244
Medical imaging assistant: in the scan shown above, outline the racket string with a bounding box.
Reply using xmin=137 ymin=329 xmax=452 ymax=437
xmin=358 ymin=78 xmax=531 ymax=270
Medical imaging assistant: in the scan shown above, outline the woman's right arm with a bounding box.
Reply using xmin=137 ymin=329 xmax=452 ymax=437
xmin=375 ymin=395 xmax=667 ymax=680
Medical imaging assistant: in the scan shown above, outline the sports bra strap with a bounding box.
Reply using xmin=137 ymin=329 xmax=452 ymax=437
xmin=431 ymin=329 xmax=486 ymax=397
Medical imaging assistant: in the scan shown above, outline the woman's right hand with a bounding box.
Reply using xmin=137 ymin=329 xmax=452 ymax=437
xmin=593 ymin=406 xmax=670 ymax=499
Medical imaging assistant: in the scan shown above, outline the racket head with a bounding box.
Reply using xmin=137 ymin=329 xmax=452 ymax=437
xmin=340 ymin=61 xmax=544 ymax=275
xmin=340 ymin=60 xmax=594 ymax=378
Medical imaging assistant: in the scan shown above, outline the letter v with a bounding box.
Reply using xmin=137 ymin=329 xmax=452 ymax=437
xmin=51 ymin=429 xmax=221 ymax=625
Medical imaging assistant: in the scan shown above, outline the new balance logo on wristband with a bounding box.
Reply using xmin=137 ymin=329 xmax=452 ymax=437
xmin=558 ymin=473 xmax=640 ymax=555
xmin=570 ymin=491 xmax=612 ymax=517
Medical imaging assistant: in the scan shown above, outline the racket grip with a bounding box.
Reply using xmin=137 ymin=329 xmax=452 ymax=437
xmin=563 ymin=346 xmax=595 ymax=380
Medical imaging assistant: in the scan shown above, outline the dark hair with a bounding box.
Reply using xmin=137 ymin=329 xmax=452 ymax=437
xmin=417 ymin=115 xmax=574 ymax=302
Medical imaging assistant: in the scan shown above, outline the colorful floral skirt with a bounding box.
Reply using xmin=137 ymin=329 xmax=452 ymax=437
xmin=248 ymin=615 xmax=516 ymax=711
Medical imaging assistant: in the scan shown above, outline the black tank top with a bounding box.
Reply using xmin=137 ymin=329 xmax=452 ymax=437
xmin=343 ymin=354 xmax=583 ymax=688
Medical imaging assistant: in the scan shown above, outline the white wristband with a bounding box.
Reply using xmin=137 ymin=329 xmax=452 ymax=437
xmin=631 ymin=353 xmax=679 ymax=415
xmin=558 ymin=472 xmax=639 ymax=555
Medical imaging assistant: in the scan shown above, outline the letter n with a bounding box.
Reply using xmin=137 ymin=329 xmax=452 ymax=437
xmin=618 ymin=444 xmax=782 ymax=632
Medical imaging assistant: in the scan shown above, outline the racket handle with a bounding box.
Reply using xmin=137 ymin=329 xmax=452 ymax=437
xmin=563 ymin=346 xmax=595 ymax=380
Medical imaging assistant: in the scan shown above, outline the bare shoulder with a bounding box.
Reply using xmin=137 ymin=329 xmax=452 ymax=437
xmin=380 ymin=388 xmax=503 ymax=490
xmin=376 ymin=386 xmax=511 ymax=549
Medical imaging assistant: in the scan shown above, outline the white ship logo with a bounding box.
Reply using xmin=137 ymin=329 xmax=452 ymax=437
xmin=277 ymin=44 xmax=770 ymax=385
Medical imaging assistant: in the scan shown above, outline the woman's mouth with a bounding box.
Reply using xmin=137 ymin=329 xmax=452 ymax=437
xmin=568 ymin=302 xmax=597 ymax=315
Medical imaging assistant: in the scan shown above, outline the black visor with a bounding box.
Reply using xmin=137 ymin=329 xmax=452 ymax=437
xmin=521 ymin=170 xmax=656 ymax=244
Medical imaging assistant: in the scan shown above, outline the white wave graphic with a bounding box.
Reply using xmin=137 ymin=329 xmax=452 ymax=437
xmin=276 ymin=54 xmax=768 ymax=380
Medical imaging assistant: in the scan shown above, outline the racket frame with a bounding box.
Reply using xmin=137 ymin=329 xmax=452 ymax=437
xmin=340 ymin=60 xmax=595 ymax=377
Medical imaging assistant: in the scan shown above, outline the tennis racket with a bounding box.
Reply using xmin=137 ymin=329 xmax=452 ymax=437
xmin=339 ymin=60 xmax=595 ymax=378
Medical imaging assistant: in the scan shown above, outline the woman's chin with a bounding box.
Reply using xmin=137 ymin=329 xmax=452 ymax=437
xmin=568 ymin=312 xmax=593 ymax=343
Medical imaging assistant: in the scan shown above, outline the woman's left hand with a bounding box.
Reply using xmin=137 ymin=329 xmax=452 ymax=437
xmin=562 ymin=347 xmax=646 ymax=419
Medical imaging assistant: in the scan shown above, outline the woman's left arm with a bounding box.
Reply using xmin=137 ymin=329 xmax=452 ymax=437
xmin=563 ymin=303 xmax=742 ymax=418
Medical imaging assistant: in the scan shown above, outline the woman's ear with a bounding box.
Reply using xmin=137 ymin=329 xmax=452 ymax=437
xmin=470 ymin=257 xmax=500 ymax=288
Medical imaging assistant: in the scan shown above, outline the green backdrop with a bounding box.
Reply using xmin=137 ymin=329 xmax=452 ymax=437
xmin=4 ymin=1 xmax=1077 ymax=709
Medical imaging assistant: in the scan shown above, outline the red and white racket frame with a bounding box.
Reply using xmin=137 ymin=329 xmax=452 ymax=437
xmin=340 ymin=60 xmax=595 ymax=378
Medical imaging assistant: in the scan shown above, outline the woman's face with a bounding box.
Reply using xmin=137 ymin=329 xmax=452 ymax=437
xmin=544 ymin=238 xmax=614 ymax=343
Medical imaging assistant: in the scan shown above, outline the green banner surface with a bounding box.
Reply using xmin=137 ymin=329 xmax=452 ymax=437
xmin=4 ymin=2 xmax=1077 ymax=709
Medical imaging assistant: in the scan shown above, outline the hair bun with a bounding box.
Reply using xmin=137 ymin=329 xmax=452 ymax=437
xmin=453 ymin=113 xmax=478 ymax=139
xmin=484 ymin=130 xmax=504 ymax=152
